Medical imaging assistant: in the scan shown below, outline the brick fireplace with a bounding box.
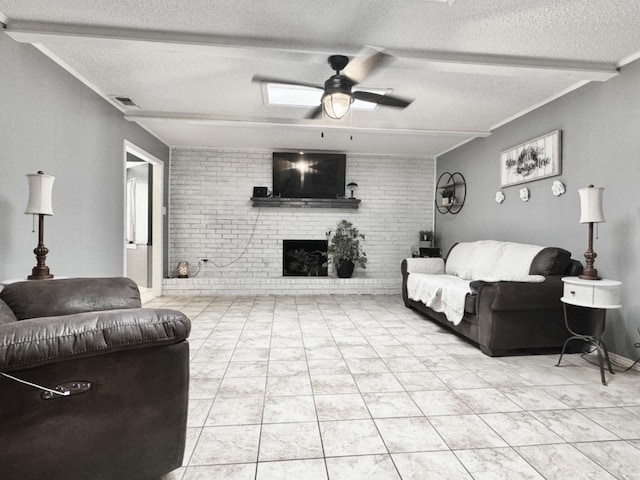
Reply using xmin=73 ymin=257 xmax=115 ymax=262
xmin=165 ymin=148 xmax=435 ymax=295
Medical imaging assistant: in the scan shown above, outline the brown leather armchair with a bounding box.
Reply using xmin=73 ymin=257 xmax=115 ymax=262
xmin=0 ymin=277 xmax=190 ymax=480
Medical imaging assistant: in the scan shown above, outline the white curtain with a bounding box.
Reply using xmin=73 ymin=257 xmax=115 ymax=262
xmin=126 ymin=177 xmax=137 ymax=243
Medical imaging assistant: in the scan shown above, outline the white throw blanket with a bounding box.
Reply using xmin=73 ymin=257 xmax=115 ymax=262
xmin=407 ymin=273 xmax=471 ymax=325
xmin=405 ymin=240 xmax=547 ymax=325
xmin=445 ymin=240 xmax=546 ymax=283
xmin=404 ymin=257 xmax=445 ymax=275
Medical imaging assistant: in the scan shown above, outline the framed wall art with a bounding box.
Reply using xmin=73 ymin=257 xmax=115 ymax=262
xmin=500 ymin=130 xmax=561 ymax=187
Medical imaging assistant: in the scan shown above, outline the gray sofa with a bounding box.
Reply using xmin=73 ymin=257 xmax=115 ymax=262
xmin=402 ymin=240 xmax=583 ymax=356
xmin=0 ymin=277 xmax=191 ymax=480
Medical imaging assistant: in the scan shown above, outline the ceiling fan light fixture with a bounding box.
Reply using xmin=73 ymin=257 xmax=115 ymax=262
xmin=322 ymin=92 xmax=353 ymax=119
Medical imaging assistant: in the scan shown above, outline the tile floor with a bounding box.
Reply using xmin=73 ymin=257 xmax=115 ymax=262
xmin=147 ymin=294 xmax=640 ymax=479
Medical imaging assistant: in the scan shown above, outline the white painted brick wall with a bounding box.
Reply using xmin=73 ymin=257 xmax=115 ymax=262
xmin=166 ymin=148 xmax=435 ymax=294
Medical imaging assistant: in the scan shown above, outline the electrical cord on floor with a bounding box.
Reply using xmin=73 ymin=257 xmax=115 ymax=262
xmin=579 ymin=347 xmax=640 ymax=373
xmin=623 ymin=357 xmax=640 ymax=372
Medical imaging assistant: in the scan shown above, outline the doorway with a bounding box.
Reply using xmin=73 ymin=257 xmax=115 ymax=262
xmin=123 ymin=141 xmax=164 ymax=300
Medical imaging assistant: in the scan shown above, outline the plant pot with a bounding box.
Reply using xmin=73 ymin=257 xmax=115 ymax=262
xmin=337 ymin=260 xmax=355 ymax=278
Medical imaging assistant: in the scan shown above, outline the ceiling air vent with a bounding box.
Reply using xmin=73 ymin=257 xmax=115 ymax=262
xmin=110 ymin=95 xmax=139 ymax=108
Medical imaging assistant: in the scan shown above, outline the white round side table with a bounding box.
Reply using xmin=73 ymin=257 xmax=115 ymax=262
xmin=556 ymin=276 xmax=622 ymax=385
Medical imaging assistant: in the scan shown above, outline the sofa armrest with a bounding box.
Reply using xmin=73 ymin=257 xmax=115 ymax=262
xmin=0 ymin=278 xmax=141 ymax=320
xmin=472 ymin=276 xmax=563 ymax=311
xmin=0 ymin=308 xmax=190 ymax=372
xmin=401 ymin=258 xmax=445 ymax=275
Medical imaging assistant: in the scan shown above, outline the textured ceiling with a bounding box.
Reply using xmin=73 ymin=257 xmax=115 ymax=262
xmin=2 ymin=0 xmax=639 ymax=156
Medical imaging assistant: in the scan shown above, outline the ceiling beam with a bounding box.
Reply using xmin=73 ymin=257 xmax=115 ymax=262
xmin=124 ymin=111 xmax=491 ymax=138
xmin=6 ymin=20 xmax=618 ymax=80
xmin=394 ymin=49 xmax=618 ymax=80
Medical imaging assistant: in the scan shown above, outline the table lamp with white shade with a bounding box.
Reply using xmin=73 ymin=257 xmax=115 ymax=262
xmin=25 ymin=171 xmax=55 ymax=280
xmin=578 ymin=185 xmax=605 ymax=281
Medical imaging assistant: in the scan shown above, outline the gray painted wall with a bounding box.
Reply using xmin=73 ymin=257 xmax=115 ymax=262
xmin=0 ymin=33 xmax=169 ymax=280
xmin=437 ymin=59 xmax=640 ymax=359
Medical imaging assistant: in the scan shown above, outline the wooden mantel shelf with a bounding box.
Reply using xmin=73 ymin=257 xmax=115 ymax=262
xmin=251 ymin=197 xmax=361 ymax=209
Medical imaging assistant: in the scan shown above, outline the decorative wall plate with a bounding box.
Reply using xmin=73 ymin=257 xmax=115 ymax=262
xmin=551 ymin=180 xmax=565 ymax=196
xmin=495 ymin=191 xmax=505 ymax=203
xmin=519 ymin=187 xmax=530 ymax=202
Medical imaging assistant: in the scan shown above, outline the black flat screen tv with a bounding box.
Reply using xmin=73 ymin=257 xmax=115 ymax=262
xmin=273 ymin=152 xmax=346 ymax=199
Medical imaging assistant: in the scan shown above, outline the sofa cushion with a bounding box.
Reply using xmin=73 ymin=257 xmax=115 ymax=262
xmin=0 ymin=299 xmax=18 ymax=325
xmin=446 ymin=240 xmax=545 ymax=282
xmin=529 ymin=247 xmax=572 ymax=275
xmin=565 ymin=259 xmax=584 ymax=276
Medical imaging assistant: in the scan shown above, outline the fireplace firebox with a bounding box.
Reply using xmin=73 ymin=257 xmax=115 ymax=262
xmin=283 ymin=240 xmax=328 ymax=276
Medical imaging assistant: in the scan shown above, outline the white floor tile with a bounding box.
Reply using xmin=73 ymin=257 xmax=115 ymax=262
xmin=266 ymin=375 xmax=313 ymax=396
xmin=479 ymin=412 xmax=564 ymax=446
xmin=499 ymin=386 xmax=570 ymax=411
xmin=410 ymin=390 xmax=474 ymax=416
xmin=516 ymin=443 xmax=616 ymax=479
xmin=429 ymin=414 xmax=507 ymax=449
xmin=182 ymin=463 xmax=256 ymax=480
xmin=530 ymin=409 xmax=619 ymax=442
xmin=454 ymin=447 xmax=544 ymax=480
xmin=187 ymin=399 xmax=213 ymax=427
xmin=319 ymin=419 xmax=387 ymax=457
xmin=325 ymin=454 xmax=400 ymax=480
xmin=578 ymin=407 xmax=640 ymax=439
xmin=362 ymin=392 xmax=424 ymax=418
xmin=170 ymin=294 xmax=640 ymax=480
xmin=574 ymin=440 xmax=640 ymax=479
xmin=190 ymin=425 xmax=261 ymax=465
xmin=262 ymin=395 xmax=317 ymax=423
xmin=352 ymin=373 xmax=404 ymax=393
xmin=311 ymin=374 xmax=360 ymax=394
xmin=259 ymin=422 xmax=324 ymax=461
xmin=256 ymin=459 xmax=328 ymax=480
xmin=452 ymin=388 xmax=522 ymax=414
xmin=315 ymin=393 xmax=371 ymax=421
xmin=392 ymin=451 xmax=473 ymax=480
xmin=374 ymin=416 xmax=449 ymax=453
xmin=205 ymin=396 xmax=264 ymax=426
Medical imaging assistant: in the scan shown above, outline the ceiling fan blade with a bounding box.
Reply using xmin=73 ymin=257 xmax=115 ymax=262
xmin=251 ymin=75 xmax=323 ymax=90
xmin=343 ymin=46 xmax=393 ymax=84
xmin=352 ymin=90 xmax=413 ymax=108
xmin=305 ymin=105 xmax=323 ymax=119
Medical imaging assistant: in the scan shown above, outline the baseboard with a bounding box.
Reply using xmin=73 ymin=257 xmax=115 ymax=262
xmin=588 ymin=351 xmax=640 ymax=372
xmin=140 ymin=290 xmax=156 ymax=305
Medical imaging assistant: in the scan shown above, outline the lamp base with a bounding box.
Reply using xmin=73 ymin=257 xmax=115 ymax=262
xmin=28 ymin=215 xmax=54 ymax=280
xmin=28 ymin=267 xmax=54 ymax=280
xmin=579 ymin=267 xmax=601 ymax=281
xmin=28 ymin=274 xmax=54 ymax=280
xmin=580 ymin=230 xmax=601 ymax=281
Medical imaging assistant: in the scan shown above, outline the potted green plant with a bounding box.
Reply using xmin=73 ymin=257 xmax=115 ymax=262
xmin=286 ymin=248 xmax=328 ymax=276
xmin=326 ymin=219 xmax=367 ymax=278
xmin=439 ymin=188 xmax=455 ymax=206
xmin=419 ymin=230 xmax=433 ymax=241
xmin=419 ymin=229 xmax=434 ymax=248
